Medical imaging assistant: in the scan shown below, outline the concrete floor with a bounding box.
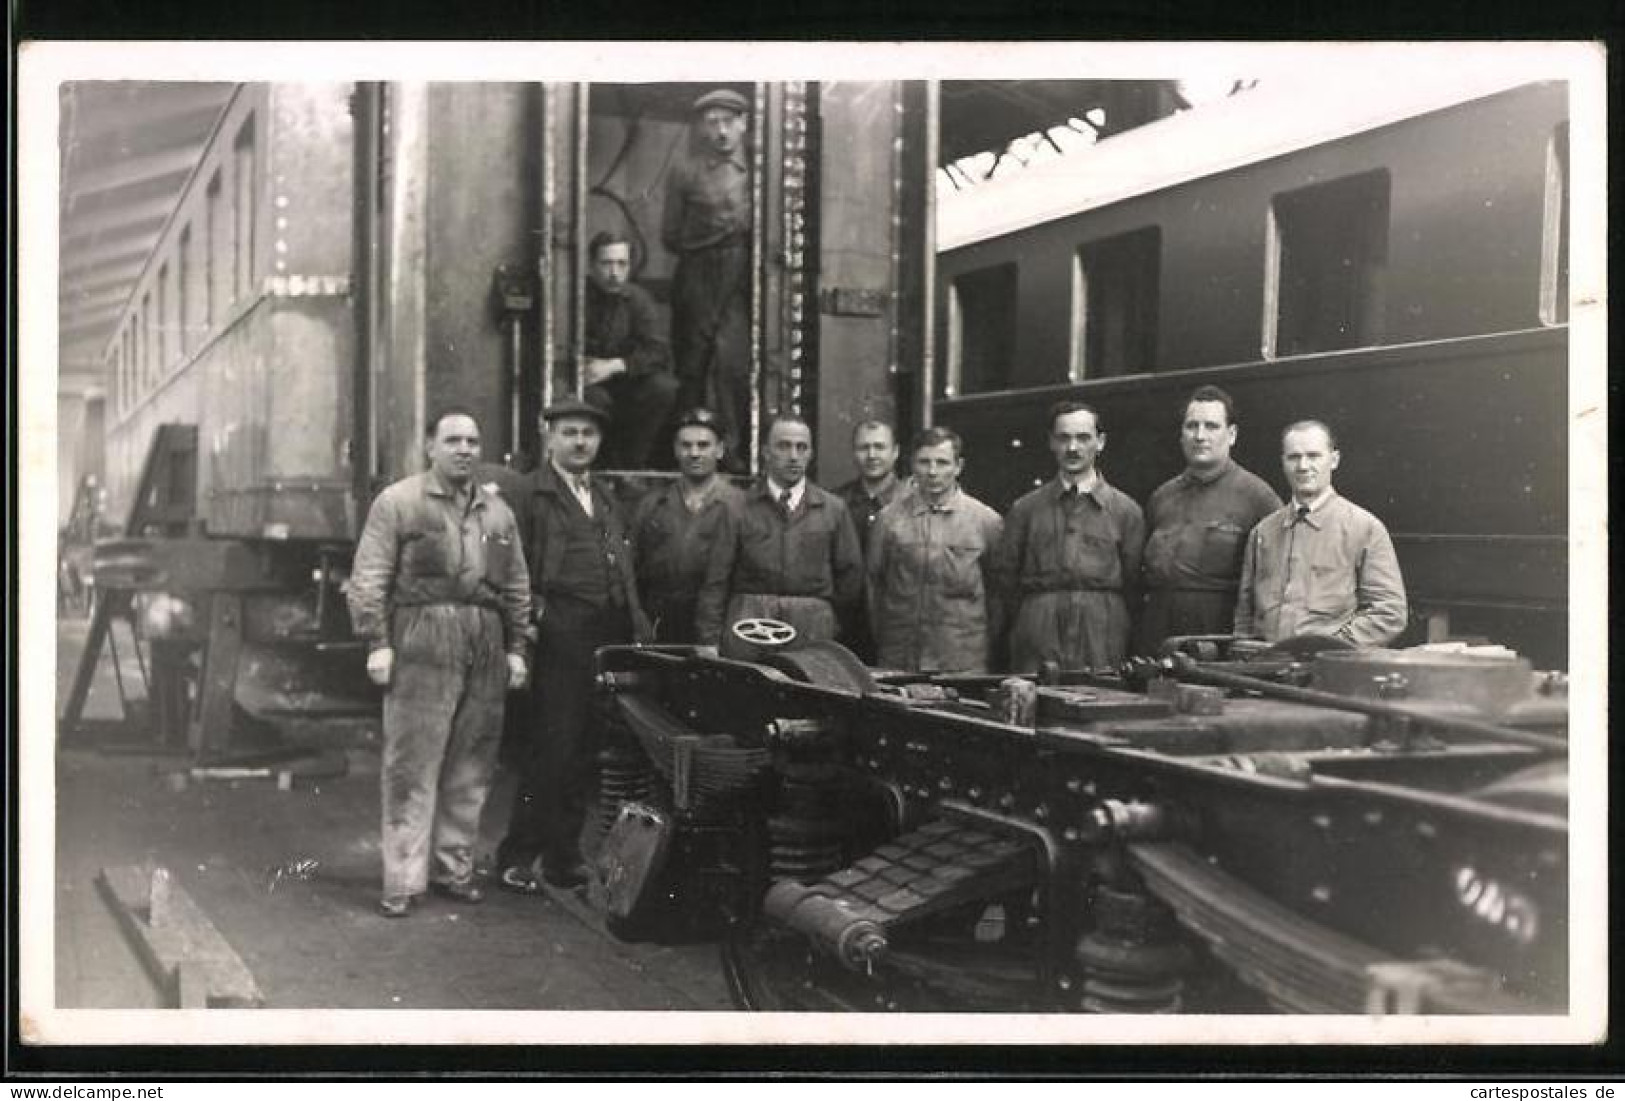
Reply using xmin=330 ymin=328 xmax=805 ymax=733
xmin=48 ymin=615 xmax=734 ymax=1013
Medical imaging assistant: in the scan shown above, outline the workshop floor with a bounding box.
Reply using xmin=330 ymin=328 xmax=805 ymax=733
xmin=47 ymin=615 xmax=734 ymax=1016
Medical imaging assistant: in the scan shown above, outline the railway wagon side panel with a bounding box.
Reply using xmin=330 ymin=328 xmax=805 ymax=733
xmin=937 ymin=328 xmax=1567 ymax=664
xmin=1379 ymin=84 xmax=1567 ymax=344
xmin=106 ymin=371 xmax=205 ymax=526
xmin=420 ymin=83 xmax=537 ymax=468
xmin=203 ymin=84 xmax=356 ymax=540
xmin=814 ymin=81 xmax=910 ymax=485
xmin=935 ymin=83 xmax=1568 ymax=392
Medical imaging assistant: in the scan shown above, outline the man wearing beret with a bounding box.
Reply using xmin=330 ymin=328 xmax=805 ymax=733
xmin=494 ymin=399 xmax=650 ymax=894
xmin=662 ymin=88 xmax=753 ymax=461
xmin=629 ymin=406 xmax=743 ymax=643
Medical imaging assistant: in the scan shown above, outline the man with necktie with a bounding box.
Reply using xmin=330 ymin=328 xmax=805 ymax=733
xmin=495 ymin=399 xmax=650 ymax=894
xmin=696 ymin=415 xmax=864 ymax=657
xmin=1234 ymin=419 xmax=1407 ymax=647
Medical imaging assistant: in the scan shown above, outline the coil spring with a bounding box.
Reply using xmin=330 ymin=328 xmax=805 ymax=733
xmin=593 ymin=745 xmax=657 ymax=841
xmin=767 ymin=773 xmax=845 ymax=880
xmin=1073 ymin=884 xmax=1191 ymax=1013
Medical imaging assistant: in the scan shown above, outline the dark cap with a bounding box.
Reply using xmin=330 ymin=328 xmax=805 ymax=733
xmin=674 ymin=406 xmax=725 ymax=438
xmin=542 ymin=398 xmax=609 ymax=427
xmin=692 ymin=89 xmax=749 ymax=116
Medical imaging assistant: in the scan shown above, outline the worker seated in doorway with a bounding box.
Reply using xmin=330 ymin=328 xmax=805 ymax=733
xmin=581 ymin=230 xmax=679 ymax=470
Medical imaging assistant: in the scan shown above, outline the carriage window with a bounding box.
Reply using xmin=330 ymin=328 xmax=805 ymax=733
xmin=178 ymin=226 xmax=195 ymax=356
xmin=1265 ymin=169 xmax=1390 ymax=357
xmin=1540 ymin=121 xmax=1569 ymax=326
xmin=156 ymin=263 xmax=171 ymax=373
xmin=123 ymin=327 xmax=135 ymax=409
xmin=946 ymin=262 xmax=1018 ymax=396
xmin=1070 ymin=226 xmax=1160 ymax=379
xmin=206 ymin=170 xmax=225 ymax=322
xmin=139 ymin=294 xmax=154 ymax=387
xmin=233 ymin=117 xmax=257 ymax=298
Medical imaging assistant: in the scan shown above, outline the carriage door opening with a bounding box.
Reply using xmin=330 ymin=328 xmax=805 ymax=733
xmin=562 ymin=83 xmax=769 ymax=475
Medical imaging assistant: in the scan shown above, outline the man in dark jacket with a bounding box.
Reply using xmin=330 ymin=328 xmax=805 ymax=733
xmin=629 ymin=406 xmax=742 ymax=643
xmin=696 ymin=415 xmax=864 ymax=655
xmin=582 ymin=231 xmax=678 ymax=469
xmin=1138 ymin=385 xmax=1281 ymax=654
xmin=663 ymin=88 xmax=753 ymax=455
xmin=992 ymin=401 xmax=1145 ymax=674
xmin=835 ymin=419 xmax=906 ymax=662
xmin=495 ymin=399 xmax=650 ymax=894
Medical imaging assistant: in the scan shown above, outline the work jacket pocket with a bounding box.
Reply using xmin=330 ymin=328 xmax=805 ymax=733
xmin=937 ymin=542 xmax=986 ymax=599
xmin=1197 ymin=522 xmax=1247 ymax=577
xmin=402 ymin=525 xmax=450 ymax=577
xmin=483 ymin=530 xmax=518 ymax=582
xmin=1307 ymin=561 xmax=1356 ymax=617
xmin=1067 ymin=531 xmax=1121 ymax=583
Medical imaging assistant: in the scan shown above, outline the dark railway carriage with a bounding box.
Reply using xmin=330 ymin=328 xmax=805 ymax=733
xmin=934 ymin=78 xmax=1570 ymax=666
xmin=64 ymin=74 xmax=1580 ymax=1016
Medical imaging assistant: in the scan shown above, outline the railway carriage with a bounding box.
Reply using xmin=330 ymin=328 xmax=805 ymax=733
xmin=61 ymin=72 xmax=1578 ymax=1014
xmin=934 ymin=76 xmax=1570 ymax=667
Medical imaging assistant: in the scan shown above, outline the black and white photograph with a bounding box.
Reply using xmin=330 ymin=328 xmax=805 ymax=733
xmin=15 ymin=40 xmax=1608 ymax=1052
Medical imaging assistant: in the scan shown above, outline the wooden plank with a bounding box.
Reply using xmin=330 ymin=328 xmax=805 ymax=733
xmin=97 ymin=864 xmax=265 ymax=1008
xmin=190 ymin=593 xmax=244 ymax=757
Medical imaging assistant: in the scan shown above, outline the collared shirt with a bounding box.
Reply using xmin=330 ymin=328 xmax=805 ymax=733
xmin=631 ymin=477 xmax=743 ymax=621
xmin=1234 ymin=491 xmax=1408 ymax=647
xmin=867 ymin=486 xmax=1004 ymax=673
xmin=695 ymin=479 xmax=865 ymax=644
xmin=836 ymin=470 xmax=906 ymax=556
xmin=993 ymin=474 xmax=1146 ymax=598
xmin=552 ymin=460 xmax=594 ymax=517
xmin=661 ymin=149 xmax=751 ymax=254
xmin=1058 ymin=469 xmax=1101 ymax=496
xmin=517 ymin=463 xmax=644 ymax=621
xmin=585 ymin=280 xmax=672 ymax=379
xmin=765 ymin=477 xmax=806 ymax=514
xmin=1143 ymin=460 xmax=1283 ymax=593
xmin=346 ymin=468 xmax=531 ymax=656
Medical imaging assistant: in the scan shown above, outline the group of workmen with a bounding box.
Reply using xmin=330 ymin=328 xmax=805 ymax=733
xmin=344 ymin=378 xmax=1408 ymax=918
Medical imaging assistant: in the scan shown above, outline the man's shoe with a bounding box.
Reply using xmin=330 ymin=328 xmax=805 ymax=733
xmin=377 ymin=894 xmax=415 ymax=918
xmin=542 ymin=861 xmax=590 ymax=891
xmin=430 ymin=878 xmax=486 ymax=904
xmin=497 ymin=865 xmax=544 ymax=896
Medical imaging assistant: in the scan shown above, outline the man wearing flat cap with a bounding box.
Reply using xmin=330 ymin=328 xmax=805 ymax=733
xmin=494 ymin=398 xmax=650 ymax=895
xmin=662 ymin=88 xmax=753 ymax=462
xmin=630 ymin=407 xmax=744 ymax=643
